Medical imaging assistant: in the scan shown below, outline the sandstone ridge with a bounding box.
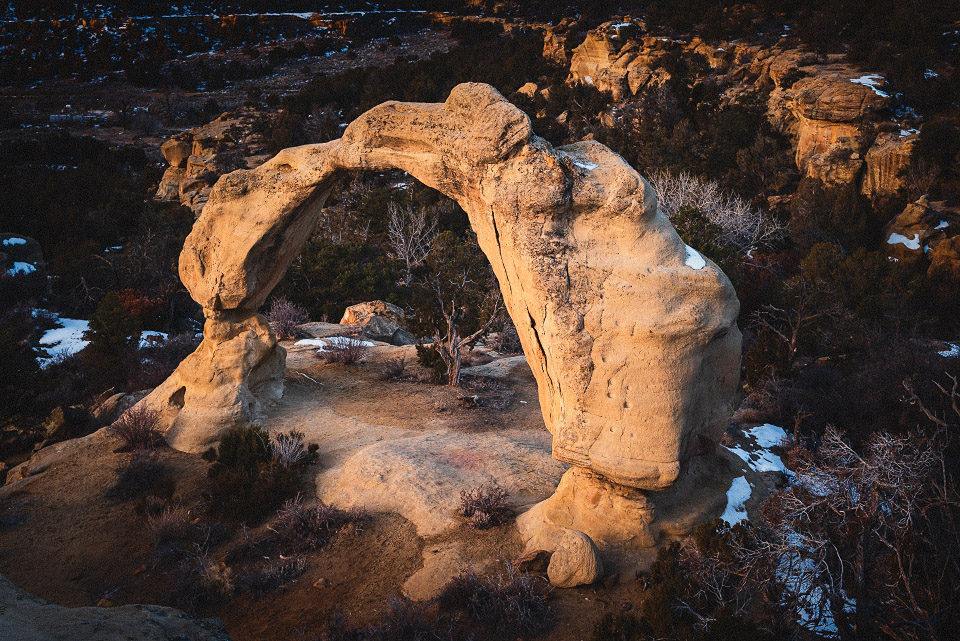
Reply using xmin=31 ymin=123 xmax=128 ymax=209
xmin=140 ymin=82 xmax=742 ymax=546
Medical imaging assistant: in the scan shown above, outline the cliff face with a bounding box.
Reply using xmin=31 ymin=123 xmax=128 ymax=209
xmin=558 ymin=20 xmax=918 ymax=199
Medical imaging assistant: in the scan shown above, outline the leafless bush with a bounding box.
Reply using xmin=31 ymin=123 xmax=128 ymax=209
xmin=237 ymin=557 xmax=307 ymax=596
xmin=109 ymin=405 xmax=163 ymax=451
xmin=271 ymin=494 xmax=365 ymax=553
xmin=321 ymin=336 xmax=369 ymax=365
xmin=378 ymin=356 xmax=407 ymax=381
xmin=459 ymin=482 xmax=510 ymax=529
xmin=271 ymin=430 xmax=306 ymax=467
xmin=491 ymin=319 xmax=522 ymax=354
xmin=437 ymin=565 xmax=551 ymax=636
xmin=649 ymin=169 xmax=785 ymax=253
xmin=388 ymin=201 xmax=438 ymax=284
xmin=172 ymin=545 xmax=234 ymax=613
xmin=148 ymin=505 xmax=201 ymax=564
xmin=268 ymin=297 xmax=309 ymax=340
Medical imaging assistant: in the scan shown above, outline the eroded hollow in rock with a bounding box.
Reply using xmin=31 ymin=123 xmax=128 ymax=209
xmin=137 ymin=82 xmax=742 ymax=549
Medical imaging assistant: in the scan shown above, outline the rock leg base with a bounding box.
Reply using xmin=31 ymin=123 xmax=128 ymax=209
xmin=136 ymin=312 xmax=285 ymax=452
xmin=517 ymin=449 xmax=747 ymax=551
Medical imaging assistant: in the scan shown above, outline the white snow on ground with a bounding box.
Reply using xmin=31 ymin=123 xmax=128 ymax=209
xmin=886 ymin=232 xmax=921 ymax=249
xmin=684 ymin=244 xmax=706 ymax=270
xmin=749 ymin=423 xmax=788 ymax=448
xmin=936 ymin=220 xmax=950 ymax=230
xmin=139 ymin=330 xmax=168 ymax=349
xmin=721 ymin=475 xmax=752 ymax=526
xmin=850 ymin=74 xmax=890 ymax=98
xmin=574 ymin=160 xmax=598 ymax=171
xmin=900 ymin=128 xmax=920 ymax=137
xmin=294 ymin=336 xmax=376 ymax=351
xmin=726 ymin=423 xmax=792 ymax=476
xmin=2 ymin=237 xmax=26 ymax=246
xmin=925 ymin=69 xmax=940 ymax=79
xmin=36 ymin=316 xmax=90 ymax=368
xmin=938 ymin=343 xmax=960 ymax=357
xmin=8 ymin=261 xmax=35 ymax=275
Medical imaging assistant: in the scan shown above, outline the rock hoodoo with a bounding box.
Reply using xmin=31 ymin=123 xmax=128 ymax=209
xmin=140 ymin=82 xmax=742 ymax=547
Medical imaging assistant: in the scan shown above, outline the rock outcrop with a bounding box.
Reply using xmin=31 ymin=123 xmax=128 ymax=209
xmin=142 ymin=83 xmax=742 ymax=548
xmin=0 ymin=573 xmax=231 ymax=641
xmin=155 ymin=108 xmax=271 ymax=216
xmin=560 ymin=22 xmax=918 ymax=198
xmin=883 ymin=197 xmax=960 ymax=272
xmin=340 ymin=300 xmax=415 ymax=345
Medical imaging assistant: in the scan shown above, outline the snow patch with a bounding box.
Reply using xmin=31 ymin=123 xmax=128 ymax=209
xmin=294 ymin=336 xmax=375 ymax=351
xmin=850 ymin=74 xmax=890 ymax=98
xmin=37 ymin=316 xmax=90 ymax=368
xmin=886 ymin=232 xmax=920 ymax=250
xmin=721 ymin=475 xmax=752 ymax=526
xmin=938 ymin=343 xmax=960 ymax=358
xmin=2 ymin=237 xmax=26 ymax=246
xmin=139 ymin=330 xmax=168 ymax=349
xmin=574 ymin=160 xmax=598 ymax=171
xmin=684 ymin=244 xmax=706 ymax=270
xmin=935 ymin=220 xmax=949 ymax=230
xmin=924 ymin=69 xmax=940 ymax=79
xmin=8 ymin=261 xmax=35 ymax=275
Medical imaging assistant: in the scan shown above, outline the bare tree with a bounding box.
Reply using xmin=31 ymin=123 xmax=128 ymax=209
xmin=751 ymin=276 xmax=841 ymax=366
xmin=649 ymin=169 xmax=785 ymax=253
xmin=431 ymin=290 xmax=502 ymax=387
xmin=387 ymin=201 xmax=438 ymax=284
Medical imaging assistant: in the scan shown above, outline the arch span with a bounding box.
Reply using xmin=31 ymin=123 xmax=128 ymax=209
xmin=140 ymin=83 xmax=741 ymax=505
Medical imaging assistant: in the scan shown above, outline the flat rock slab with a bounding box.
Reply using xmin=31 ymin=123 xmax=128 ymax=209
xmin=0 ymin=574 xmax=231 ymax=641
xmin=318 ymin=429 xmax=567 ymax=537
xmin=461 ymin=355 xmax=530 ymax=380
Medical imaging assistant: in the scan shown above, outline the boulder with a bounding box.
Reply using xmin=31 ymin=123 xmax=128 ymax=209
xmin=339 ymin=300 xmax=416 ymax=345
xmin=1 ymin=233 xmax=44 ymax=275
xmin=546 ymin=529 xmax=603 ymax=588
xmin=42 ymin=405 xmax=89 ymax=442
xmin=145 ymin=83 xmax=742 ymax=544
xmin=0 ymin=573 xmax=231 ymax=641
xmin=160 ymin=136 xmax=192 ymax=168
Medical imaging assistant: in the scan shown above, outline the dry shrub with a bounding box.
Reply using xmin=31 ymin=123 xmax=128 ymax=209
xmin=237 ymin=557 xmax=307 ymax=596
xmin=271 ymin=430 xmax=307 ymax=467
xmin=321 ymin=336 xmax=370 ymax=364
xmin=172 ymin=546 xmax=233 ymax=613
xmin=271 ymin=494 xmax=365 ymax=554
xmin=268 ymin=297 xmax=309 ymax=340
xmin=437 ymin=566 xmax=551 ymax=637
xmin=147 ymin=504 xmax=201 ymax=564
xmin=378 ymin=355 xmax=407 ymax=381
xmin=459 ymin=482 xmax=510 ymax=529
xmin=109 ymin=405 xmax=163 ymax=451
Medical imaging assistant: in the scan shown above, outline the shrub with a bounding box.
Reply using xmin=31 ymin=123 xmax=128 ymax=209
xmin=591 ymin=612 xmax=646 ymax=641
xmin=271 ymin=430 xmax=307 ymax=467
xmin=437 ymin=566 xmax=551 ymax=637
xmin=267 ymin=297 xmax=308 ymax=340
xmin=744 ymin=326 xmax=791 ymax=387
xmin=147 ymin=505 xmax=201 ymax=564
xmin=271 ymin=494 xmax=365 ymax=554
xmin=416 ymin=343 xmax=447 ymax=383
xmin=109 ymin=405 xmax=163 ymax=451
xmin=458 ymin=482 xmax=510 ymax=529
xmin=171 ymin=546 xmax=233 ymax=613
xmin=378 ymin=356 xmax=407 ymax=381
xmin=213 ymin=424 xmax=270 ymax=472
xmin=236 ymin=557 xmax=306 ymax=596
xmin=321 ymin=336 xmax=369 ymax=365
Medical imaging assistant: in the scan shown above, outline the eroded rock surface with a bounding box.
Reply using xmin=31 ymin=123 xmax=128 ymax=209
xmin=143 ymin=83 xmax=742 ymax=546
xmin=0 ymin=574 xmax=231 ymax=641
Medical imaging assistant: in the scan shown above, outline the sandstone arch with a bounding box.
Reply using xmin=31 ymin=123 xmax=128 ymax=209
xmin=139 ymin=83 xmax=742 ymax=546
